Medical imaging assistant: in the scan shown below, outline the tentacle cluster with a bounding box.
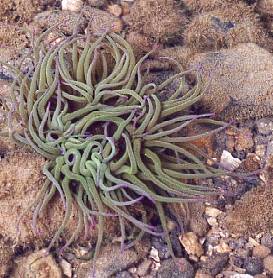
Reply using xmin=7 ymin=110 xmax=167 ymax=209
xmin=1 ymin=31 xmax=227 ymax=259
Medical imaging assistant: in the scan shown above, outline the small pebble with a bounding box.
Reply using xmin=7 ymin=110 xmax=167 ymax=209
xmin=179 ymin=232 xmax=204 ymax=257
xmin=215 ymin=241 xmax=232 ymax=254
xmin=256 ymin=118 xmax=273 ymax=135
xmin=255 ymin=145 xmax=266 ymax=158
xmin=261 ymin=233 xmax=273 ymax=248
xmin=252 ymin=245 xmax=271 ymax=259
xmin=205 ymin=207 xmax=222 ymax=218
xmin=149 ymin=247 xmax=160 ymax=263
xmin=243 ymin=257 xmax=263 ymax=275
xmin=263 ymin=255 xmax=273 ymax=274
xmin=206 ymin=217 xmax=218 ymax=227
xmin=248 ymin=237 xmax=260 ymax=247
xmin=220 ymin=150 xmax=241 ymax=171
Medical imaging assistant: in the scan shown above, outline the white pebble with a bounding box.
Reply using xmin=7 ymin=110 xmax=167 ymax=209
xmin=62 ymin=0 xmax=83 ymax=12
xmin=220 ymin=150 xmax=241 ymax=171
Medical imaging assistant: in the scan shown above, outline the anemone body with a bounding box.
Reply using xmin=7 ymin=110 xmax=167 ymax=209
xmin=2 ymin=31 xmax=225 ymax=259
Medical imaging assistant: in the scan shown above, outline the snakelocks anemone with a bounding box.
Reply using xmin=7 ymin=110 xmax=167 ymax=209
xmin=0 ymin=30 xmax=227 ymax=264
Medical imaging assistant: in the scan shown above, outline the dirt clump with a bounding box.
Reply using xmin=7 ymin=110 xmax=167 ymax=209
xmin=125 ymin=31 xmax=155 ymax=58
xmin=12 ymin=249 xmax=62 ymax=277
xmin=83 ymin=6 xmax=123 ymax=34
xmin=146 ymin=46 xmax=196 ymax=71
xmin=33 ymin=10 xmax=86 ymax=34
xmin=33 ymin=7 xmax=123 ymax=35
xmin=182 ymin=0 xmax=241 ymax=12
xmin=0 ymin=23 xmax=29 ymax=62
xmin=0 ymin=150 xmax=118 ymax=249
xmin=190 ymin=43 xmax=273 ymax=121
xmin=0 ymin=80 xmax=17 ymax=155
xmin=0 ymin=0 xmax=42 ymax=25
xmin=224 ymin=180 xmax=273 ymax=236
xmin=184 ymin=2 xmax=268 ymax=52
xmin=124 ymin=0 xmax=187 ymax=42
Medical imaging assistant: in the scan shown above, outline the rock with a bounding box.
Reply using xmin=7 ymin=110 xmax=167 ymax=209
xmin=214 ymin=241 xmax=232 ymax=254
xmin=261 ymin=233 xmax=273 ymax=248
xmin=248 ymin=238 xmax=260 ymax=248
xmin=13 ymin=249 xmax=62 ymax=277
xmin=179 ymin=232 xmax=204 ymax=257
xmin=62 ymin=0 xmax=83 ymax=12
xmin=243 ymin=257 xmax=263 ymax=275
xmin=206 ymin=217 xmax=218 ymax=227
xmin=199 ymin=254 xmax=229 ymax=276
xmin=157 ymin=258 xmax=194 ymax=278
xmin=263 ymin=255 xmax=273 ymax=274
xmin=77 ymin=243 xmax=150 ymax=278
xmin=205 ymin=207 xmax=222 ymax=218
xmin=190 ymin=44 xmax=273 ymax=121
xmin=235 ymin=128 xmax=254 ymax=152
xmin=256 ymin=118 xmax=273 ymax=135
xmin=220 ymin=150 xmax=241 ymax=171
xmin=252 ymin=245 xmax=271 ymax=259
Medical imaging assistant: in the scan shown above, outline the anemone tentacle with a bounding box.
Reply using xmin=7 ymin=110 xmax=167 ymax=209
xmin=1 ymin=31 xmax=226 ymax=262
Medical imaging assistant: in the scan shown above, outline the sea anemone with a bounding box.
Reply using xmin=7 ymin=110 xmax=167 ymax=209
xmin=0 ymin=30 xmax=226 ymax=263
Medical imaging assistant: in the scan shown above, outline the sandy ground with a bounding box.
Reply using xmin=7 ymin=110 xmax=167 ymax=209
xmin=0 ymin=0 xmax=273 ymax=277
